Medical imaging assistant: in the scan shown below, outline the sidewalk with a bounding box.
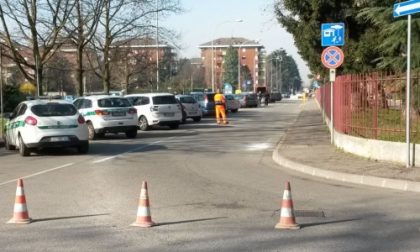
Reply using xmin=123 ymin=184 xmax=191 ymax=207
xmin=272 ymin=99 xmax=420 ymax=193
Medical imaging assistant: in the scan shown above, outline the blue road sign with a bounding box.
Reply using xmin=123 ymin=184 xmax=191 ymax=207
xmin=394 ymin=0 xmax=420 ymax=17
xmin=321 ymin=23 xmax=345 ymax=47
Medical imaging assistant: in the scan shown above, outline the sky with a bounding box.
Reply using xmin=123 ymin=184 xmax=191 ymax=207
xmin=161 ymin=0 xmax=311 ymax=85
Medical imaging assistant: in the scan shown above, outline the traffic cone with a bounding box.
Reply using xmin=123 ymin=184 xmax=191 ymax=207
xmin=275 ymin=181 xmax=300 ymax=230
xmin=7 ymin=178 xmax=31 ymax=224
xmin=131 ymin=181 xmax=155 ymax=227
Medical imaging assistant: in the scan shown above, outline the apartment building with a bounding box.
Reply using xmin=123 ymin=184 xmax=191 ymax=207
xmin=199 ymin=37 xmax=265 ymax=92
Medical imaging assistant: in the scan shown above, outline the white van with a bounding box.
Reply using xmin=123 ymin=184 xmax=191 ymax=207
xmin=125 ymin=93 xmax=182 ymax=131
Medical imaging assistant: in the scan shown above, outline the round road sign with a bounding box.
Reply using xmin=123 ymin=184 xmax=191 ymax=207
xmin=321 ymin=46 xmax=344 ymax=69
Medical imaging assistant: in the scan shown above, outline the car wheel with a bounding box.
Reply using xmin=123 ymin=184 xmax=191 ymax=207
xmin=77 ymin=142 xmax=89 ymax=154
xmin=87 ymin=122 xmax=97 ymax=140
xmin=193 ymin=116 xmax=201 ymax=122
xmin=169 ymin=123 xmax=179 ymax=130
xmin=4 ymin=137 xmax=16 ymax=150
xmin=18 ymin=135 xmax=30 ymax=157
xmin=125 ymin=129 xmax=137 ymax=138
xmin=139 ymin=116 xmax=149 ymax=131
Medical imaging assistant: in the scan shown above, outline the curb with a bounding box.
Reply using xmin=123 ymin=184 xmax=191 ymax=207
xmin=272 ymin=146 xmax=420 ymax=194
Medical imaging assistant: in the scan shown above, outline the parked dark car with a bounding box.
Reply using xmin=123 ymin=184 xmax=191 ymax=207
xmin=234 ymin=93 xmax=258 ymax=108
xmin=269 ymin=92 xmax=282 ymax=102
xmin=190 ymin=92 xmax=216 ymax=116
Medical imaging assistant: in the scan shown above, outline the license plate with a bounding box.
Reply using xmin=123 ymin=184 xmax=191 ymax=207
xmin=112 ymin=111 xmax=125 ymax=116
xmin=163 ymin=112 xmax=175 ymax=117
xmin=50 ymin=136 xmax=69 ymax=142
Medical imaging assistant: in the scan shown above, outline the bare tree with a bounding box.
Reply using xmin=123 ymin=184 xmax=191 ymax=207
xmin=0 ymin=0 xmax=75 ymax=95
xmin=87 ymin=0 xmax=181 ymax=94
xmin=110 ymin=46 xmax=155 ymax=93
xmin=65 ymin=0 xmax=104 ymax=96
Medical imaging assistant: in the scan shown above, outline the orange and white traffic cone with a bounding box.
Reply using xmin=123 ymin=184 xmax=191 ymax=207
xmin=275 ymin=181 xmax=300 ymax=230
xmin=7 ymin=178 xmax=31 ymax=224
xmin=131 ymin=181 xmax=155 ymax=228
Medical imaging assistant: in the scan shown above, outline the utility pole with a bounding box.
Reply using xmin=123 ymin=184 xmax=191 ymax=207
xmin=0 ymin=45 xmax=3 ymax=136
xmin=156 ymin=0 xmax=160 ymax=92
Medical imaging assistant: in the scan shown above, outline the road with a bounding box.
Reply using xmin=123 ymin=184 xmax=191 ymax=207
xmin=0 ymin=100 xmax=419 ymax=251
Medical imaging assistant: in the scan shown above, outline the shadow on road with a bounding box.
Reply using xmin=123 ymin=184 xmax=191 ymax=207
xmin=32 ymin=213 xmax=110 ymax=223
xmin=299 ymin=218 xmax=361 ymax=229
xmin=156 ymin=217 xmax=227 ymax=227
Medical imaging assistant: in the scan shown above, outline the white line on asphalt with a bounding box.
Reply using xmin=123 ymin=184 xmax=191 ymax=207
xmin=0 ymin=163 xmax=74 ymax=187
xmin=91 ymin=139 xmax=168 ymax=164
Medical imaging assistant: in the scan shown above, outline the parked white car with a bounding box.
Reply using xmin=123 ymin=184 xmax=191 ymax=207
xmin=125 ymin=93 xmax=182 ymax=131
xmin=3 ymin=100 xmax=89 ymax=156
xmin=175 ymin=95 xmax=202 ymax=123
xmin=225 ymin=94 xmax=240 ymax=112
xmin=73 ymin=96 xmax=138 ymax=140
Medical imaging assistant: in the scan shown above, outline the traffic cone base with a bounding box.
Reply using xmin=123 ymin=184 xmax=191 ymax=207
xmin=7 ymin=217 xmax=32 ymax=224
xmin=130 ymin=220 xmax=154 ymax=228
xmin=7 ymin=179 xmax=31 ymax=224
xmin=275 ymin=222 xmax=300 ymax=230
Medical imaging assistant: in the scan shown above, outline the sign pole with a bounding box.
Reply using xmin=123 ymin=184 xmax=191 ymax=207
xmin=330 ymin=80 xmax=334 ymax=144
xmin=406 ymin=14 xmax=411 ymax=167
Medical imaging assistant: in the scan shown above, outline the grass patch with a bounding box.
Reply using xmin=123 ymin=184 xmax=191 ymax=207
xmin=347 ymin=108 xmax=420 ymax=143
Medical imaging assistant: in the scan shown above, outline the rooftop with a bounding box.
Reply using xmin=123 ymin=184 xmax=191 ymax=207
xmin=112 ymin=37 xmax=171 ymax=48
xmin=199 ymin=37 xmax=263 ymax=48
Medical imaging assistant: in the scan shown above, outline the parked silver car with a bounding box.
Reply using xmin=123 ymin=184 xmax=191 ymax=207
xmin=175 ymin=95 xmax=202 ymax=123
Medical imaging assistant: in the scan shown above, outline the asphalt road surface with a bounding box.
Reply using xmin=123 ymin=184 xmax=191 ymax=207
xmin=0 ymin=100 xmax=419 ymax=251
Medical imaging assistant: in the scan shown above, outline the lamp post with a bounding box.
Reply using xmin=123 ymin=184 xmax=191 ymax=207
xmin=156 ymin=0 xmax=160 ymax=92
xmin=0 ymin=45 xmax=3 ymax=136
xmin=211 ymin=19 xmax=243 ymax=92
xmin=276 ymin=56 xmax=282 ymax=92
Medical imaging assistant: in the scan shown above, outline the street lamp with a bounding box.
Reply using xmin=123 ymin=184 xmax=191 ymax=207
xmin=276 ymin=56 xmax=283 ymax=92
xmin=211 ymin=19 xmax=243 ymax=92
xmin=0 ymin=45 xmax=3 ymax=136
xmin=156 ymin=0 xmax=160 ymax=92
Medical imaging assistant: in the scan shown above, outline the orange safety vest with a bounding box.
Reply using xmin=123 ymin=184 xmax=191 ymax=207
xmin=214 ymin=93 xmax=225 ymax=105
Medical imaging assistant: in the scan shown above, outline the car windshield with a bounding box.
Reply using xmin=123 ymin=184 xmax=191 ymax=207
xmin=190 ymin=93 xmax=204 ymax=101
xmin=31 ymin=103 xmax=77 ymax=117
xmin=152 ymin=95 xmax=177 ymax=105
xmin=179 ymin=96 xmax=196 ymax=104
xmin=98 ymin=98 xmax=131 ymax=107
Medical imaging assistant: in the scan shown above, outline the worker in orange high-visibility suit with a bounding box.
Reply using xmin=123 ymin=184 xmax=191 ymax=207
xmin=214 ymin=89 xmax=228 ymax=124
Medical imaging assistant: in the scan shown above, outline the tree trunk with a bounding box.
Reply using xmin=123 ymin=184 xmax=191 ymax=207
xmin=77 ymin=45 xmax=84 ymax=96
xmin=37 ymin=66 xmax=43 ymax=96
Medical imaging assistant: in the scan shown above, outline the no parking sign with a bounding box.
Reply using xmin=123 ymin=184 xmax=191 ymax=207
xmin=321 ymin=46 xmax=344 ymax=69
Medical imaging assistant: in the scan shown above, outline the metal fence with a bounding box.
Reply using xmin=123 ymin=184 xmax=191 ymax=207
xmin=315 ymin=72 xmax=420 ymax=143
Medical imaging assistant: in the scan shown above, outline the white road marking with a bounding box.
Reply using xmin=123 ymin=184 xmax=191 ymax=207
xmin=92 ymin=139 xmax=167 ymax=164
xmin=0 ymin=163 xmax=74 ymax=187
xmin=246 ymin=142 xmax=273 ymax=151
xmin=0 ymin=138 xmax=175 ymax=186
